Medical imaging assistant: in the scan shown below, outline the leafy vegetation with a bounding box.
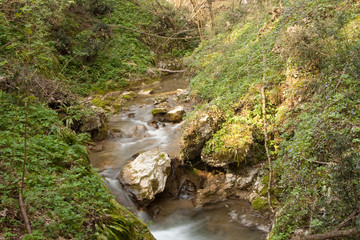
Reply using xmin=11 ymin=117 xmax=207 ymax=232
xmin=0 ymin=92 xmax=153 ymax=239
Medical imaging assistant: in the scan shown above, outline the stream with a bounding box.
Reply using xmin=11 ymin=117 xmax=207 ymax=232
xmin=89 ymin=73 xmax=269 ymax=240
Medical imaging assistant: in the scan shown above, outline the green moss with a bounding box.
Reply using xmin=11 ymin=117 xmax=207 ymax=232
xmin=92 ymin=97 xmax=107 ymax=108
xmin=151 ymin=179 xmax=159 ymax=193
xmin=123 ymin=94 xmax=132 ymax=100
xmin=251 ymin=197 xmax=270 ymax=212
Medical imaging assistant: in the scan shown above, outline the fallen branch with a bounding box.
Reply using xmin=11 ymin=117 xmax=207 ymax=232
xmin=336 ymin=210 xmax=358 ymax=230
xmin=291 ymin=228 xmax=360 ymax=240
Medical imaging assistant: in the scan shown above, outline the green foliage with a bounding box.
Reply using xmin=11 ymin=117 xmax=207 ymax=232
xmin=1 ymin=0 xmax=194 ymax=96
xmin=0 ymin=92 xmax=152 ymax=239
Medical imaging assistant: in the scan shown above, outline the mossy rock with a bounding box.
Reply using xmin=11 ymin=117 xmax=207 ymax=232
xmin=152 ymin=108 xmax=167 ymax=115
xmin=201 ymin=116 xmax=253 ymax=167
xmin=122 ymin=91 xmax=137 ymax=100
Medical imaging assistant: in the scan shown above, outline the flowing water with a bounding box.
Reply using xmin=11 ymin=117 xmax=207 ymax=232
xmin=89 ymin=73 xmax=270 ymax=239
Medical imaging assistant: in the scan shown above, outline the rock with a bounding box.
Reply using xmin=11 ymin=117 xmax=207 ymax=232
xmin=133 ymin=125 xmax=147 ymax=139
xmin=120 ymin=150 xmax=171 ymax=206
xmin=165 ymin=106 xmax=185 ymax=123
xmin=79 ymin=106 xmax=108 ymax=141
xmin=177 ymin=179 xmax=197 ymax=200
xmin=176 ymin=89 xmax=191 ymax=102
xmin=153 ymin=96 xmax=168 ymax=105
xmin=138 ymin=89 xmax=153 ymax=95
xmin=148 ymin=119 xmax=159 ymax=129
xmin=179 ymin=106 xmax=225 ymax=163
xmin=79 ymin=106 xmax=106 ymax=132
xmin=122 ymin=91 xmax=137 ymax=99
xmin=151 ymin=108 xmax=167 ymax=115
xmin=88 ymin=144 xmax=103 ymax=152
xmin=194 ymin=167 xmax=260 ymax=207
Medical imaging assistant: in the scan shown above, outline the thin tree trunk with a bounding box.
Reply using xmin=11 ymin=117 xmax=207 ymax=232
xmin=19 ymin=4 xmax=32 ymax=234
xmin=261 ymin=37 xmax=274 ymax=213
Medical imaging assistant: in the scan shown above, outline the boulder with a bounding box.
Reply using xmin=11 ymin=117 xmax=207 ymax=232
xmin=165 ymin=106 xmax=185 ymax=123
xmin=151 ymin=108 xmax=167 ymax=116
xmin=194 ymin=167 xmax=260 ymax=207
xmin=79 ymin=106 xmax=107 ymax=132
xmin=120 ymin=150 xmax=171 ymax=206
xmin=179 ymin=107 xmax=225 ymax=163
xmin=79 ymin=106 xmax=108 ymax=141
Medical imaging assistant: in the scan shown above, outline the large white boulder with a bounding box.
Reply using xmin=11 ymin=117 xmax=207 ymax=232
xmin=120 ymin=150 xmax=171 ymax=206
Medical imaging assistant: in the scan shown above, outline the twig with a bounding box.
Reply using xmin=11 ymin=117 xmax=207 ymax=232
xmin=334 ymin=67 xmax=347 ymax=90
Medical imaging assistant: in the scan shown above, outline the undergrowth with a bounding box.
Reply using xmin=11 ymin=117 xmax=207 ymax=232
xmin=0 ymin=92 xmax=153 ymax=239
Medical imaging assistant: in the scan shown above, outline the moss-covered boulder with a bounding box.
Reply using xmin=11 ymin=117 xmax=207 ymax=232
xmin=179 ymin=106 xmax=225 ymax=163
xmin=151 ymin=108 xmax=168 ymax=115
xmin=119 ymin=150 xmax=171 ymax=206
xmin=201 ymin=117 xmax=253 ymax=167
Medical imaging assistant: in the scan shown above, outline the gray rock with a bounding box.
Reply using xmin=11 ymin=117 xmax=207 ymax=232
xmin=120 ymin=150 xmax=171 ymax=206
xmin=79 ymin=106 xmax=107 ymax=133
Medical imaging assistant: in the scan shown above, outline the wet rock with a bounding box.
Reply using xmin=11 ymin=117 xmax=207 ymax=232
xmin=176 ymin=89 xmax=191 ymax=102
xmin=177 ymin=179 xmax=197 ymax=200
xmin=153 ymin=96 xmax=168 ymax=105
xmin=134 ymin=125 xmax=147 ymax=139
xmin=122 ymin=91 xmax=137 ymax=100
xmin=128 ymin=113 xmax=135 ymax=118
xmin=180 ymin=107 xmax=225 ymax=163
xmin=88 ymin=143 xmax=103 ymax=152
xmin=165 ymin=106 xmax=185 ymax=123
xmin=138 ymin=89 xmax=153 ymax=95
xmin=151 ymin=108 xmax=168 ymax=115
xmin=148 ymin=119 xmax=159 ymax=129
xmin=119 ymin=150 xmax=171 ymax=206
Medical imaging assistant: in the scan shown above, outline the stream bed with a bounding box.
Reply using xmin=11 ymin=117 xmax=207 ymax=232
xmin=89 ymin=73 xmax=269 ymax=239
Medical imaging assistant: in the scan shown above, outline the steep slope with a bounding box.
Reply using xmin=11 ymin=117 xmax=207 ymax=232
xmin=184 ymin=0 xmax=360 ymax=239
